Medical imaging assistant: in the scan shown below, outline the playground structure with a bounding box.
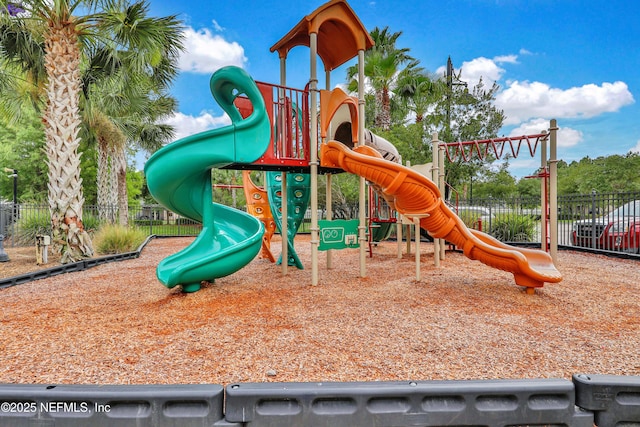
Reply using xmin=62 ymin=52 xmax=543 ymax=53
xmin=144 ymin=0 xmax=562 ymax=293
xmin=5 ymin=3 xmax=640 ymax=426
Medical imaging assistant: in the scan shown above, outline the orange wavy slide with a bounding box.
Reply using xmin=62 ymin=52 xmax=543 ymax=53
xmin=320 ymin=140 xmax=562 ymax=291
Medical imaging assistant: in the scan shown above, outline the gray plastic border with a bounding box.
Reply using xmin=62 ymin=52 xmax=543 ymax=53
xmin=573 ymin=374 xmax=640 ymax=427
xmin=1 ymin=375 xmax=638 ymax=426
xmin=0 ymin=384 xmax=224 ymax=426
xmin=0 ymin=235 xmax=155 ymax=289
xmin=224 ymin=379 xmax=593 ymax=427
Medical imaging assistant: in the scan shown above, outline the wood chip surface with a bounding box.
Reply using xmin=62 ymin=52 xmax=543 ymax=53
xmin=1 ymin=235 xmax=638 ymax=385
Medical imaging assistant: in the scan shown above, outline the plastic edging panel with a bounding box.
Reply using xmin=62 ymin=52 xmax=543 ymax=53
xmin=573 ymin=374 xmax=640 ymax=427
xmin=224 ymin=379 xmax=592 ymax=427
xmin=0 ymin=384 xmax=224 ymax=426
xmin=0 ymin=235 xmax=155 ymax=289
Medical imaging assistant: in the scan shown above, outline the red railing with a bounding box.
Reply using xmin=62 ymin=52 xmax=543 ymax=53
xmin=440 ymin=133 xmax=548 ymax=162
xmin=235 ymin=82 xmax=310 ymax=169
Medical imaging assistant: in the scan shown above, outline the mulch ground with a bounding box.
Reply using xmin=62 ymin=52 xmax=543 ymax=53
xmin=0 ymin=236 xmax=638 ymax=386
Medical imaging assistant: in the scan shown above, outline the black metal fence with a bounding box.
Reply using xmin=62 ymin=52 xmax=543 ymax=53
xmin=3 ymin=191 xmax=640 ymax=257
xmin=451 ymin=197 xmax=543 ymax=243
xmin=0 ymin=203 xmax=203 ymax=247
xmin=458 ymin=191 xmax=640 ymax=256
xmin=558 ymin=191 xmax=640 ymax=254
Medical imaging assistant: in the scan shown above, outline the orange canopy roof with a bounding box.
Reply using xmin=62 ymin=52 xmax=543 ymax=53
xmin=270 ymin=0 xmax=374 ymax=71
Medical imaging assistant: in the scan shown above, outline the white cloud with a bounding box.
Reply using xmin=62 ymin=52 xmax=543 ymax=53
xmin=496 ymin=80 xmax=634 ymax=125
xmin=459 ymin=57 xmax=505 ymax=88
xmin=508 ymin=118 xmax=583 ymax=148
xmin=508 ymin=118 xmax=550 ymax=137
xmin=631 ymin=140 xmax=640 ymax=154
xmin=437 ymin=56 xmax=506 ymax=89
xmin=178 ymin=27 xmax=246 ymax=73
xmin=493 ymin=54 xmax=518 ymax=64
xmin=437 ymin=54 xmax=635 ymax=131
xmin=211 ymin=19 xmax=224 ymax=32
xmin=163 ymin=111 xmax=231 ymax=141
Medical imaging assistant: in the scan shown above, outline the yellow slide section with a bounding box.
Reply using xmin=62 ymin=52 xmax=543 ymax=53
xmin=320 ymin=140 xmax=562 ymax=291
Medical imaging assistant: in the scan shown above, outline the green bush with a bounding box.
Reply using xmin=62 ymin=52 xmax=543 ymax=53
xmin=92 ymin=224 xmax=148 ymax=254
xmin=457 ymin=211 xmax=482 ymax=229
xmin=12 ymin=210 xmax=103 ymax=245
xmin=12 ymin=209 xmax=50 ymax=245
xmin=82 ymin=213 xmax=101 ymax=232
xmin=490 ymin=214 xmax=536 ymax=242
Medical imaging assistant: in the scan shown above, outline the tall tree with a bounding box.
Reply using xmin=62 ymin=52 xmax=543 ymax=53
xmin=0 ymin=105 xmax=47 ymax=202
xmin=83 ymin=69 xmax=179 ymax=226
xmin=395 ymin=69 xmax=444 ymax=125
xmin=346 ymin=26 xmax=416 ymax=131
xmin=427 ymin=74 xmax=505 ymax=198
xmin=392 ymin=69 xmax=446 ymax=163
xmin=0 ymin=0 xmax=183 ymax=262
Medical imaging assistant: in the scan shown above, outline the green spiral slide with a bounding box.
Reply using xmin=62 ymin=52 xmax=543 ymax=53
xmin=144 ymin=66 xmax=271 ymax=292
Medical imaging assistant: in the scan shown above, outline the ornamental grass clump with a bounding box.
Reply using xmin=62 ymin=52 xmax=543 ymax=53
xmin=92 ymin=224 xmax=148 ymax=254
xmin=12 ymin=209 xmax=50 ymax=245
xmin=490 ymin=214 xmax=536 ymax=242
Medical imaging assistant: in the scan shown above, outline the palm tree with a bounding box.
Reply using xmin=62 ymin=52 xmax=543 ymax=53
xmin=117 ymin=93 xmax=177 ymax=226
xmin=83 ymin=70 xmax=178 ymax=226
xmin=346 ymin=26 xmax=416 ymax=131
xmin=395 ymin=69 xmax=444 ymax=124
xmin=0 ymin=0 xmax=183 ymax=262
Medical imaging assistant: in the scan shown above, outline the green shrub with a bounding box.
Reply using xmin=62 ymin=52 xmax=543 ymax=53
xmin=457 ymin=211 xmax=481 ymax=229
xmin=12 ymin=209 xmax=103 ymax=245
xmin=490 ymin=214 xmax=536 ymax=242
xmin=12 ymin=209 xmax=51 ymax=245
xmin=82 ymin=213 xmax=101 ymax=232
xmin=92 ymin=224 xmax=148 ymax=254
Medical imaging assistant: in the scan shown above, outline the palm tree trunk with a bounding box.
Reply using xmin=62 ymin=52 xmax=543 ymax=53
xmin=108 ymin=146 xmax=119 ymax=221
xmin=43 ymin=24 xmax=93 ymax=263
xmin=96 ymin=140 xmax=117 ymax=223
xmin=115 ymin=147 xmax=129 ymax=226
xmin=374 ymin=91 xmax=383 ymax=129
xmin=380 ymin=87 xmax=391 ymax=131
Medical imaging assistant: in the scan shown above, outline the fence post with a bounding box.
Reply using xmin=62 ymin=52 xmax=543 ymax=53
xmin=405 ymin=160 xmax=412 ymax=255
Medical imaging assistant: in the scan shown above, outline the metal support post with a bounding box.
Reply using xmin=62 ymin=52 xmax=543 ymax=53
xmin=549 ymin=119 xmax=559 ymax=264
xmin=431 ymin=133 xmax=441 ymax=268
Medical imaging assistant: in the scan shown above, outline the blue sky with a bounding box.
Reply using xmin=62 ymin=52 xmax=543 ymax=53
xmin=145 ymin=0 xmax=639 ymax=178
